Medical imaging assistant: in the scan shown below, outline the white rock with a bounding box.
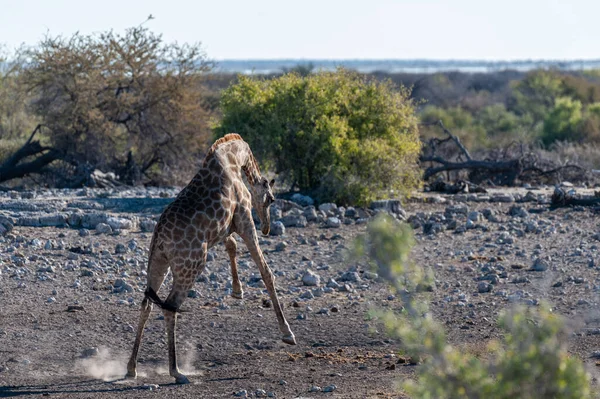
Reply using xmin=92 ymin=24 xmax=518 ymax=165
xmin=302 ymin=270 xmax=321 ymax=286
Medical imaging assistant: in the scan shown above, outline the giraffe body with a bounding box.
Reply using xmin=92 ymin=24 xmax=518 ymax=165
xmin=126 ymin=134 xmax=296 ymax=384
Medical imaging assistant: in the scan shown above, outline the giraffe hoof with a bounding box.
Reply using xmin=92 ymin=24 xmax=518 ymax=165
xmin=282 ymin=334 xmax=297 ymax=345
xmin=231 ymin=290 xmax=244 ymax=300
xmin=125 ymin=370 xmax=137 ymax=379
xmin=174 ymin=374 xmax=190 ymax=384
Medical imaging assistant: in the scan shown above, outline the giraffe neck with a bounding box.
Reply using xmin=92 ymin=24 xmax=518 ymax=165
xmin=241 ymin=147 xmax=261 ymax=185
xmin=200 ymin=139 xmax=261 ymax=185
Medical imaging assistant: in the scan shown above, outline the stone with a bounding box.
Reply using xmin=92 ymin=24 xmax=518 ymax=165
xmin=478 ymin=282 xmax=493 ymax=293
xmin=290 ymin=193 xmax=314 ymax=206
xmin=300 ymin=291 xmax=314 ymax=300
xmin=423 ymin=222 xmax=443 ymax=236
xmin=79 ymin=229 xmax=90 ymax=237
xmin=140 ymin=219 xmax=157 ymax=232
xmin=113 ymin=278 xmax=134 ymax=293
xmin=96 ymin=223 xmax=113 ymax=234
xmin=467 ymin=211 xmax=483 ymax=222
xmin=269 ymin=221 xmax=285 ymax=236
xmin=323 ymin=385 xmax=337 ymax=393
xmin=275 ymin=241 xmax=288 ymax=252
xmin=18 ymin=216 xmax=41 ymax=227
xmin=509 ymin=206 xmax=529 ymax=218
xmin=326 ymin=217 xmax=341 ymax=228
xmin=280 ymin=215 xmax=308 ymax=228
xmin=0 ymin=217 xmax=13 ymax=236
xmin=67 ymin=212 xmax=83 ymax=227
xmin=81 ymin=347 xmax=99 ymax=358
xmin=303 ymin=206 xmax=319 ymax=222
xmin=319 ymin=203 xmax=338 ymax=215
xmin=531 ymin=258 xmax=549 ymax=272
xmin=326 ymin=278 xmax=340 ymax=289
xmin=493 ymin=194 xmax=515 ymax=203
xmin=115 ymin=243 xmax=127 ymax=254
xmin=344 ymin=207 xmax=358 ymax=218
xmin=269 ymin=205 xmax=283 ymax=220
xmin=445 ymin=204 xmax=469 ymax=216
xmin=363 ymin=271 xmax=378 ymax=280
xmin=302 ymin=270 xmax=321 ymax=286
xmin=339 ymin=271 xmax=360 ymax=282
xmin=39 ymin=213 xmax=68 ymax=227
xmin=106 ymin=217 xmax=133 ymax=231
xmin=370 ymin=200 xmax=406 ymax=218
xmin=82 ymin=213 xmax=109 ymax=229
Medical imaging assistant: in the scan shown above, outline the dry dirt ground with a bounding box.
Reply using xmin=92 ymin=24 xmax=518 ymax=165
xmin=2 ymin=187 xmax=600 ymax=398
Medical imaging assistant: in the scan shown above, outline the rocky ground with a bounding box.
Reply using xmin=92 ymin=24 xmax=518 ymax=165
xmin=2 ymin=184 xmax=600 ymax=398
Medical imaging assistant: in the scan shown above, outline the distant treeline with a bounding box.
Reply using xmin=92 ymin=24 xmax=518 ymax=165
xmin=215 ymin=59 xmax=600 ymax=74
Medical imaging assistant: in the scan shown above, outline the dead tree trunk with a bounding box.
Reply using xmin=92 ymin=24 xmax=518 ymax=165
xmin=420 ymin=120 xmax=586 ymax=186
xmin=550 ymin=186 xmax=600 ymax=208
xmin=0 ymin=125 xmax=61 ymax=183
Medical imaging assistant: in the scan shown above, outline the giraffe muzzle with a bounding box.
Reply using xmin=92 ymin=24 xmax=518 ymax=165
xmin=261 ymin=208 xmax=271 ymax=235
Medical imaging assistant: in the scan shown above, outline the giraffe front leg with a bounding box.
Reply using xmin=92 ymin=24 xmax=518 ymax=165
xmin=225 ymin=235 xmax=243 ymax=299
xmin=241 ymin=230 xmax=296 ymax=345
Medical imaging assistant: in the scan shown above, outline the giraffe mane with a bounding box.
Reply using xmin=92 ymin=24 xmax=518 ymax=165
xmin=207 ymin=133 xmax=244 ymax=156
xmin=204 ymin=133 xmax=262 ymax=179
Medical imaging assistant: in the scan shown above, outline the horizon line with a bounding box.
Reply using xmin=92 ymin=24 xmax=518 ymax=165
xmin=215 ymin=58 xmax=600 ymax=63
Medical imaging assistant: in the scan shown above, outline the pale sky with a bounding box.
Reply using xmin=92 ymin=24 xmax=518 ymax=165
xmin=1 ymin=0 xmax=599 ymax=60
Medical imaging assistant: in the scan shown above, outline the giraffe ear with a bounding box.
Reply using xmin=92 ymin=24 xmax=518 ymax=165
xmin=269 ymin=179 xmax=275 ymax=188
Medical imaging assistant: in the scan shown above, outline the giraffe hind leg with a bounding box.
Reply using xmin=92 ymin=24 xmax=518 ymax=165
xmin=126 ymin=252 xmax=170 ymax=379
xmin=126 ymin=297 xmax=153 ymax=378
xmin=163 ymin=243 xmax=208 ymax=384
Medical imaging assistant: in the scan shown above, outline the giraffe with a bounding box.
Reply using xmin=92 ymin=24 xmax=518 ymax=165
xmin=126 ymin=133 xmax=296 ymax=384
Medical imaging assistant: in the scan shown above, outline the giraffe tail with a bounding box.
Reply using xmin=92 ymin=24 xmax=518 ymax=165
xmin=144 ymin=287 xmax=183 ymax=313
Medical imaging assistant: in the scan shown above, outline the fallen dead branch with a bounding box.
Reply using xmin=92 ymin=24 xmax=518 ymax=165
xmin=550 ymin=186 xmax=600 ymax=208
xmin=427 ymin=178 xmax=488 ymax=194
xmin=0 ymin=125 xmax=62 ymax=183
xmin=420 ymin=120 xmax=590 ymax=186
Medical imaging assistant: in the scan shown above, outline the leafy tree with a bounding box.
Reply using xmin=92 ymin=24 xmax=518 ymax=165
xmin=477 ymin=104 xmax=521 ymax=137
xmin=542 ymin=97 xmax=584 ymax=145
xmin=511 ymin=70 xmax=564 ymax=123
xmin=419 ymin=105 xmax=487 ymax=148
xmin=0 ymin=48 xmax=35 ymax=160
xmin=281 ymin=62 xmax=315 ymax=76
xmin=9 ymin=26 xmax=213 ymax=186
xmin=216 ymin=69 xmax=421 ymax=205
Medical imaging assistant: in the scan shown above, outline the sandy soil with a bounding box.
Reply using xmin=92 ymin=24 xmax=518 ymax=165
xmin=2 ymin=188 xmax=600 ymax=398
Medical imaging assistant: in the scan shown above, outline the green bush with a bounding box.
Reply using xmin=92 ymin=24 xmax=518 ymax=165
xmin=542 ymin=97 xmax=584 ymax=145
xmin=511 ymin=70 xmax=564 ymax=122
xmin=216 ymin=69 xmax=422 ymax=205
xmin=356 ymin=215 xmax=591 ymax=399
xmin=477 ymin=104 xmax=521 ymax=137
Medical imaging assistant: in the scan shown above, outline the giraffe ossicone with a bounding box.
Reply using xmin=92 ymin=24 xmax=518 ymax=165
xmin=126 ymin=133 xmax=296 ymax=384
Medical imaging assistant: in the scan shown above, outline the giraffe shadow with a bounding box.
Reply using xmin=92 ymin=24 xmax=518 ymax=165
xmin=0 ymin=379 xmax=163 ymax=397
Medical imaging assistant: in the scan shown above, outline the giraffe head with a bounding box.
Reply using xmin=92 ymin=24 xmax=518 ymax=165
xmin=250 ymin=177 xmax=275 ymax=235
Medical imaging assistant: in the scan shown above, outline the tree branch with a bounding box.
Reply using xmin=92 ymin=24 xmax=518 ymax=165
xmin=420 ymin=120 xmax=472 ymax=161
